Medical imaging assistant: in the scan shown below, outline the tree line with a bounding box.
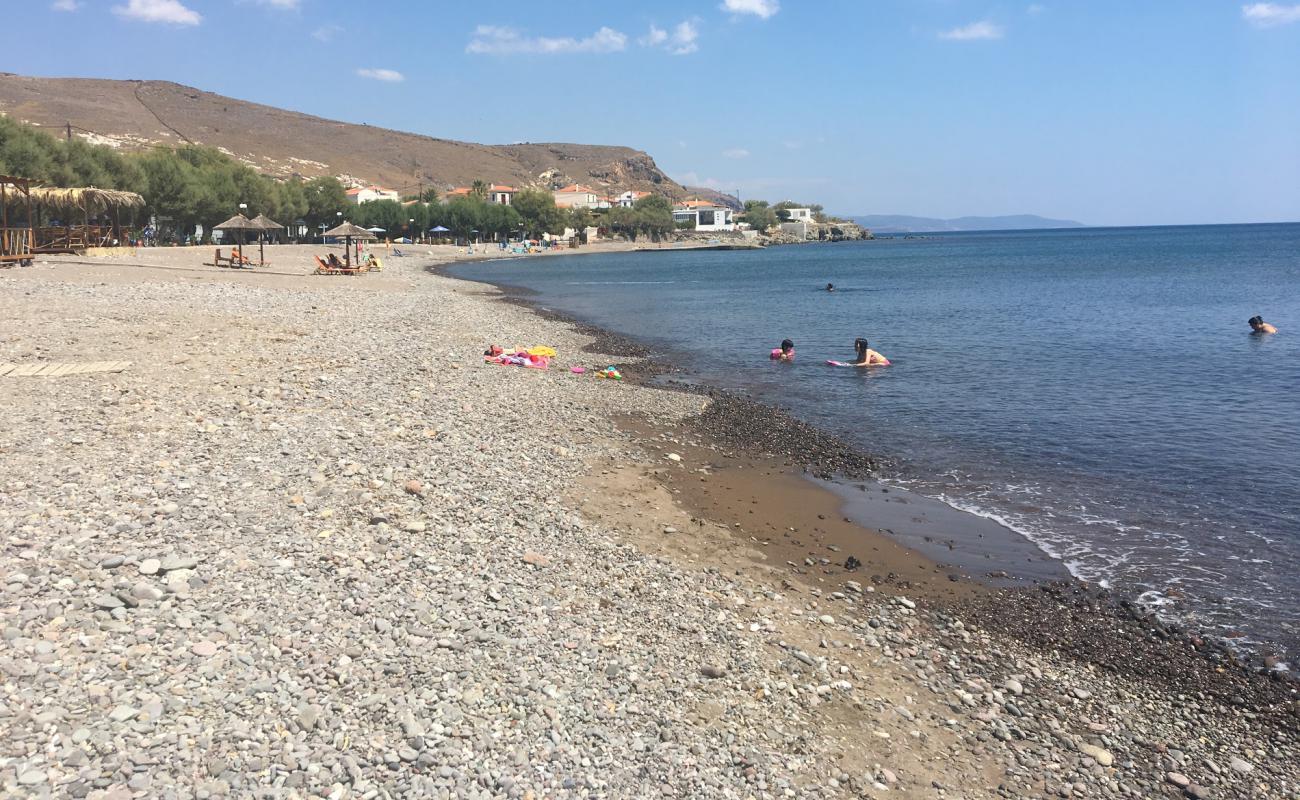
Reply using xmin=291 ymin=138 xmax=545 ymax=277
xmin=741 ymin=199 xmax=830 ymax=232
xmin=0 ymin=117 xmax=677 ymax=243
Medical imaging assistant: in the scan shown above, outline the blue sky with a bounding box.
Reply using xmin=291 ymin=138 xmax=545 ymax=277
xmin=7 ymin=0 xmax=1300 ymax=225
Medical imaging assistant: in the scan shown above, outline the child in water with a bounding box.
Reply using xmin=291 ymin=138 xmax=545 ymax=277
xmin=771 ymin=339 xmax=795 ymax=361
xmin=851 ymin=338 xmax=890 ymax=366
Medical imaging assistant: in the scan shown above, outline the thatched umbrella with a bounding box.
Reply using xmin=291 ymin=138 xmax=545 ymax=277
xmin=213 ymin=214 xmax=260 ymax=267
xmin=249 ymin=214 xmax=283 ymax=266
xmin=323 ymin=221 xmax=376 ymax=267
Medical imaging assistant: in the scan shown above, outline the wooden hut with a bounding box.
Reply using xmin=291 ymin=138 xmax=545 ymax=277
xmin=0 ymin=175 xmax=35 ymax=266
xmin=29 ymin=186 xmax=145 ymax=253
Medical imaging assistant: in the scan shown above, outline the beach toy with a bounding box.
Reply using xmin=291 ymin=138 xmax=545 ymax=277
xmin=595 ymin=366 xmax=622 ymax=380
xmin=570 ymin=366 xmax=586 ymax=374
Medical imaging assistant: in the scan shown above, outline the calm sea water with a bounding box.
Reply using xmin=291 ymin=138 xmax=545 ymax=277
xmin=453 ymin=224 xmax=1300 ymax=657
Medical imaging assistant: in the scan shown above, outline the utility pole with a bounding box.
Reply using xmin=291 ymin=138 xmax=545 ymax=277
xmin=66 ymin=122 xmax=72 ymax=141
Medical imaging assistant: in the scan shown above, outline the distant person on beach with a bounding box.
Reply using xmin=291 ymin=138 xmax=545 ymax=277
xmin=1248 ymin=315 xmax=1277 ymax=335
xmin=771 ymin=339 xmax=795 ymax=361
xmin=851 ymin=338 xmax=891 ymax=367
xmin=826 ymin=283 xmax=835 ymax=292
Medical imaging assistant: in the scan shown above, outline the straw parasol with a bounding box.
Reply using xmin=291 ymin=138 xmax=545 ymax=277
xmin=213 ymin=214 xmax=260 ymax=267
xmin=323 ymin=221 xmax=377 ymax=267
xmin=29 ymin=186 xmax=145 ymax=213
xmin=249 ymin=214 xmax=283 ymax=266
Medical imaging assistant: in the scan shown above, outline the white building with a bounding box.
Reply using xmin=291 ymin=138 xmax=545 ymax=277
xmin=783 ymin=207 xmax=813 ymax=222
xmin=553 ymin=184 xmax=601 ymax=209
xmin=672 ymin=200 xmax=736 ymax=232
xmin=488 ymin=185 xmax=517 ymax=205
xmin=345 ymin=185 xmax=401 ymax=204
xmin=615 ymin=190 xmax=652 ymax=208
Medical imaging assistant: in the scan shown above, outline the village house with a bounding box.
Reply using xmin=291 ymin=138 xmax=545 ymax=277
xmin=783 ymin=207 xmax=813 ymax=222
xmin=615 ymin=190 xmax=652 ymax=208
xmin=672 ymin=199 xmax=736 ymax=232
xmin=346 ymin=185 xmax=401 ymax=205
xmin=552 ymin=184 xmax=601 ymax=209
xmin=488 ymin=185 xmax=516 ymax=205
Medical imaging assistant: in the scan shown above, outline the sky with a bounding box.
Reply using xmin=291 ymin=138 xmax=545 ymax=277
xmin=5 ymin=0 xmax=1300 ymax=226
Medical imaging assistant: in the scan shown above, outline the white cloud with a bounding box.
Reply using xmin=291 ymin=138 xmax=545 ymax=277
xmin=312 ymin=24 xmax=341 ymax=42
xmin=678 ymin=172 xmax=724 ymax=189
xmin=642 ymin=25 xmax=668 ymax=46
xmin=642 ymin=19 xmax=699 ymax=54
xmin=51 ymin=0 xmax=80 ymax=11
xmin=668 ymin=20 xmax=700 ymax=54
xmin=1242 ymin=3 xmax=1300 ymax=26
xmin=113 ymin=0 xmax=201 ymax=25
xmin=357 ymin=68 xmax=405 ymax=83
xmin=722 ymin=148 xmax=750 ymax=159
xmin=1027 ymin=3 xmax=1044 ymax=14
xmin=938 ymin=20 xmax=1004 ymax=40
xmin=467 ymin=25 xmax=628 ymax=55
xmin=254 ymin=0 xmax=300 ymax=8
xmin=722 ymin=0 xmax=779 ymax=19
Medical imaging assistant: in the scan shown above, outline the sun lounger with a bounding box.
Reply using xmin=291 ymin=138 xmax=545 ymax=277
xmin=212 ymin=248 xmax=234 ymax=267
xmin=314 ymin=255 xmax=362 ymax=275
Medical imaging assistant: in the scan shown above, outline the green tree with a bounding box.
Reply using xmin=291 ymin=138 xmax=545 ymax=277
xmin=511 ymin=188 xmax=566 ymax=237
xmin=470 ymin=179 xmax=489 ymax=201
xmin=568 ymin=206 xmax=595 ymax=233
xmin=633 ymin=194 xmax=674 ymax=240
xmin=445 ymin=196 xmax=489 ymax=240
xmin=303 ymin=176 xmax=348 ymax=234
xmin=743 ymin=200 xmax=778 ymax=232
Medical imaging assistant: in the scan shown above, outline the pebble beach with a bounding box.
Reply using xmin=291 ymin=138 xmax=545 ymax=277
xmin=1 ymin=245 xmax=1297 ymax=799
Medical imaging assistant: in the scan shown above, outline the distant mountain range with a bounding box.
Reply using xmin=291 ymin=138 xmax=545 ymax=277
xmin=848 ymin=214 xmax=1084 ymax=233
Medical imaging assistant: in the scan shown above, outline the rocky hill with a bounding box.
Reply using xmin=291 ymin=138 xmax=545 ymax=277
xmin=682 ymin=186 xmax=743 ymax=210
xmin=0 ymin=73 xmax=685 ymax=198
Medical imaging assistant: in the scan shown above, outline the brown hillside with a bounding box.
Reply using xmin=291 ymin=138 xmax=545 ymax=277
xmin=0 ymin=73 xmax=686 ymax=198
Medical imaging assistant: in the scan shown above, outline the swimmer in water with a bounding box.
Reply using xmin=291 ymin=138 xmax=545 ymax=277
xmin=850 ymin=337 xmax=890 ymax=367
xmin=1249 ymin=315 xmax=1278 ymax=335
xmin=771 ymin=339 xmax=795 ymax=361
xmin=826 ymin=283 xmax=835 ymax=292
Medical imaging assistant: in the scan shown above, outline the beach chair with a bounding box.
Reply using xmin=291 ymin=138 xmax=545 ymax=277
xmin=212 ymin=248 xmax=233 ymax=267
xmin=314 ymin=255 xmax=362 ymax=275
xmin=231 ymin=250 xmax=254 ymax=268
xmin=314 ymin=255 xmax=341 ymax=275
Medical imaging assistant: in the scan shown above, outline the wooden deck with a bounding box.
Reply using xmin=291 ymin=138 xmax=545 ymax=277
xmin=0 ymin=361 xmax=131 ymax=377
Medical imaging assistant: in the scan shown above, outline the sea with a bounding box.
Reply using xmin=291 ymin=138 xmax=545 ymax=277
xmin=451 ymin=224 xmax=1300 ymax=660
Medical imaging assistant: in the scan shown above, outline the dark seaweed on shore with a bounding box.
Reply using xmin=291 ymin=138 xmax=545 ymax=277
xmin=683 ymin=390 xmax=880 ymax=481
xmin=960 ymin=582 xmax=1300 ymax=728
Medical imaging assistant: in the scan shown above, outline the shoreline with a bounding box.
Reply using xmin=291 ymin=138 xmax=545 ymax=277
xmin=443 ymin=255 xmax=1300 ymax=682
xmin=1 ymin=247 xmax=1296 ymax=798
